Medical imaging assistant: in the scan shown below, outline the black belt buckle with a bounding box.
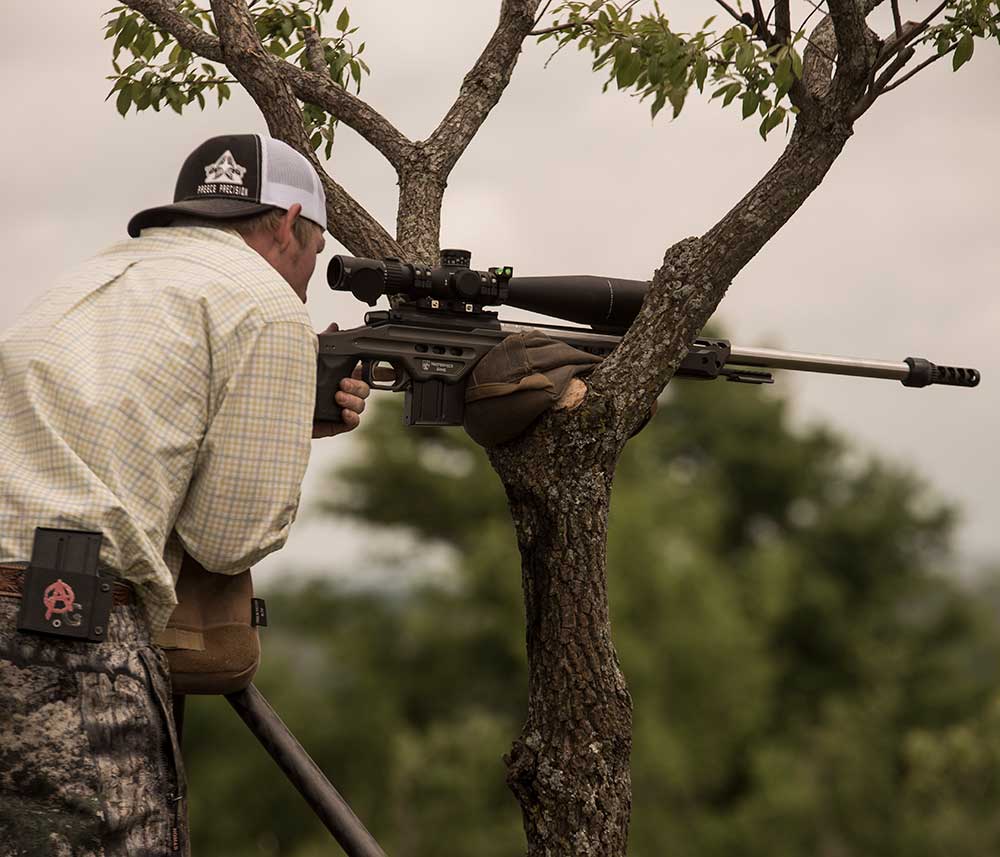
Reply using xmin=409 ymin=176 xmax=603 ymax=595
xmin=16 ymin=528 xmax=113 ymax=643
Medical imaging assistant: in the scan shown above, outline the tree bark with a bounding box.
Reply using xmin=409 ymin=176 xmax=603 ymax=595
xmin=396 ymin=153 xmax=447 ymax=264
xmin=489 ymin=415 xmax=631 ymax=855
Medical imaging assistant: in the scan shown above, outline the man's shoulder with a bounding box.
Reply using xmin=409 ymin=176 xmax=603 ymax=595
xmin=96 ymin=226 xmax=310 ymax=328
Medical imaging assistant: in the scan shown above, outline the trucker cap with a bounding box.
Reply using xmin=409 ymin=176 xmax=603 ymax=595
xmin=127 ymin=133 xmax=327 ymax=237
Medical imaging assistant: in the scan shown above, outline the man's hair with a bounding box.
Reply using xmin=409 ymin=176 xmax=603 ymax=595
xmin=170 ymin=208 xmax=322 ymax=246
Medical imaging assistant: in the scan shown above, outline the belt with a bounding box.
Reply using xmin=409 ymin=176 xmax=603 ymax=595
xmin=0 ymin=564 xmax=134 ymax=607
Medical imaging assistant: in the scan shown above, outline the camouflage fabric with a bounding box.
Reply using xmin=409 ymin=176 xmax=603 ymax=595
xmin=0 ymin=596 xmax=190 ymax=857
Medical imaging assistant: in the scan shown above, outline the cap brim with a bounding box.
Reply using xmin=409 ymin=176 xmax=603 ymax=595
xmin=127 ymin=198 xmax=277 ymax=238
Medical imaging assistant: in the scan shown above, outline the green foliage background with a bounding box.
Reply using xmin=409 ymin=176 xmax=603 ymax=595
xmin=181 ymin=377 xmax=1000 ymax=856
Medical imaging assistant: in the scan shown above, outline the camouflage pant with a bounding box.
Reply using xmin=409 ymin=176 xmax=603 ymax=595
xmin=0 ymin=596 xmax=190 ymax=857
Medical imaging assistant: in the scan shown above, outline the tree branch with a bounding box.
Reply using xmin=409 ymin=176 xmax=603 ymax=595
xmin=124 ymin=0 xmax=225 ymax=61
xmin=587 ymin=118 xmax=853 ymax=443
xmin=774 ymin=0 xmax=792 ymax=44
xmin=890 ymin=0 xmax=903 ymax=37
xmin=751 ymin=0 xmax=774 ymax=42
xmin=825 ymin=0 xmax=872 ymax=80
xmin=302 ymin=26 xmax=326 ymax=75
xmin=849 ymin=44 xmax=914 ymax=119
xmin=874 ymin=1 xmax=949 ymax=67
xmin=713 ymin=0 xmax=754 ymax=28
xmin=529 ymin=20 xmax=590 ymax=36
xmin=879 ymin=42 xmax=955 ymax=95
xmin=122 ymin=0 xmax=413 ymax=173
xmin=424 ymin=0 xmax=543 ymax=177
xmin=207 ymin=0 xmax=401 ymax=257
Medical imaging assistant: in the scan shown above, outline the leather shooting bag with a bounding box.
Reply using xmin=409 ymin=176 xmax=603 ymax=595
xmin=155 ymin=553 xmax=262 ymax=695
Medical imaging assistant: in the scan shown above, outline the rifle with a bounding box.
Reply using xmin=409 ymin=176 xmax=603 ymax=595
xmin=315 ymin=249 xmax=981 ymax=423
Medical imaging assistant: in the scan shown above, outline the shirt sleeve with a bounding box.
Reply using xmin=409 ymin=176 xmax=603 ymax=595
xmin=174 ymin=320 xmax=317 ymax=573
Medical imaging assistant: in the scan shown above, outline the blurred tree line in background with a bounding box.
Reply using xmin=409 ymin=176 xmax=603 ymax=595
xmin=180 ymin=373 xmax=1000 ymax=856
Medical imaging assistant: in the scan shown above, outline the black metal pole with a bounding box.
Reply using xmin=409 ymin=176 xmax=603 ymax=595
xmin=226 ymin=683 xmax=388 ymax=857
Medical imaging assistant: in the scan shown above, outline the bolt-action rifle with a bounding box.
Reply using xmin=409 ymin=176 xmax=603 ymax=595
xmin=315 ymin=249 xmax=981 ymax=423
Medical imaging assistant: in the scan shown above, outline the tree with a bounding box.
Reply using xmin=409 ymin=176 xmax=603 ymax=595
xmin=105 ymin=1 xmax=999 ymax=852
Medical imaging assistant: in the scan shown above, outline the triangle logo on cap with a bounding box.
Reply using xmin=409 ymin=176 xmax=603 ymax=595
xmin=204 ymin=150 xmax=247 ymax=186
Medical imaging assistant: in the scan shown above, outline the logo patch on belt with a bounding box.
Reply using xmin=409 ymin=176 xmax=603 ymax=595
xmin=43 ymin=579 xmax=78 ymax=621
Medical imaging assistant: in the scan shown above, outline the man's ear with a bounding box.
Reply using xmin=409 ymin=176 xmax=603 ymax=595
xmin=276 ymin=203 xmax=303 ymax=250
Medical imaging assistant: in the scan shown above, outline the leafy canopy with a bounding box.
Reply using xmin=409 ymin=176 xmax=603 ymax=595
xmin=539 ymin=1 xmax=1000 ymax=138
xmin=102 ymin=1 xmax=368 ymax=157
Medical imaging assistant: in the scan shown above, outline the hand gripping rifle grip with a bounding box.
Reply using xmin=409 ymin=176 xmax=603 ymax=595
xmin=903 ymin=357 xmax=981 ymax=389
xmin=315 ymin=353 xmax=359 ymax=422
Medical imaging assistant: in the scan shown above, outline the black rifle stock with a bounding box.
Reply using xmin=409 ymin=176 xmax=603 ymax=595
xmin=315 ymin=250 xmax=981 ymax=425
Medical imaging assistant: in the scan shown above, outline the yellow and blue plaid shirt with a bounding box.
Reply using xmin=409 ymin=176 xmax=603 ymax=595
xmin=0 ymin=226 xmax=317 ymax=632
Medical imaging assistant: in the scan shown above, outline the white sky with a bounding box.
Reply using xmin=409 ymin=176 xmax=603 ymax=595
xmin=2 ymin=2 xmax=997 ymax=582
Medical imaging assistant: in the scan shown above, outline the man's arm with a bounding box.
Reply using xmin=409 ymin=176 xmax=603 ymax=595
xmin=173 ymin=320 xmax=317 ymax=572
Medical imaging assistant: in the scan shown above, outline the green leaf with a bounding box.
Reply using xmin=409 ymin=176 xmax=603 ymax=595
xmin=774 ymin=55 xmax=793 ymax=92
xmin=650 ymin=91 xmax=667 ymax=119
xmin=735 ymin=42 xmax=754 ymax=72
xmin=759 ymin=106 xmax=785 ymax=139
xmin=616 ymin=51 xmax=642 ymax=89
xmin=116 ymin=87 xmax=132 ymax=117
xmin=113 ymin=15 xmax=138 ymax=59
xmin=741 ymin=91 xmax=759 ymax=119
xmin=668 ymin=85 xmax=687 ymax=118
xmin=694 ymin=54 xmax=708 ymax=91
xmin=790 ymin=48 xmax=803 ymax=80
xmin=722 ymin=82 xmax=741 ymax=107
xmin=337 ymin=7 xmax=350 ymax=31
xmin=953 ymin=34 xmax=974 ymax=70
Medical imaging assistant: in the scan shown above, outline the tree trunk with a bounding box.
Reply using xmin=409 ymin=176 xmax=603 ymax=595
xmin=490 ymin=115 xmax=857 ymax=856
xmin=489 ymin=414 xmax=632 ymax=855
xmin=396 ymin=159 xmax=447 ymax=264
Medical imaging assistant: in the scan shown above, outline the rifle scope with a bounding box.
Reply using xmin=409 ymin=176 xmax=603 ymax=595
xmin=327 ymin=249 xmax=647 ymax=331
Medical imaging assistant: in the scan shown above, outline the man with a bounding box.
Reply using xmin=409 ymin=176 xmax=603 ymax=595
xmin=0 ymin=134 xmax=367 ymax=856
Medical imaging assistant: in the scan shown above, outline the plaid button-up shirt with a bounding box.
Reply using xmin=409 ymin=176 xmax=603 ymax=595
xmin=0 ymin=226 xmax=317 ymax=632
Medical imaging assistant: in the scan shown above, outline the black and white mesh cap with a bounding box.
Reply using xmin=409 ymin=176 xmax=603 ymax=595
xmin=127 ymin=133 xmax=327 ymax=237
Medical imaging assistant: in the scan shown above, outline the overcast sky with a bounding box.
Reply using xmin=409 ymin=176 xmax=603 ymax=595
xmin=2 ymin=2 xmax=997 ymax=583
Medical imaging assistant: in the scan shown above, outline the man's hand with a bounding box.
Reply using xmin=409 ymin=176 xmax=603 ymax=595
xmin=313 ymin=323 xmax=371 ymax=438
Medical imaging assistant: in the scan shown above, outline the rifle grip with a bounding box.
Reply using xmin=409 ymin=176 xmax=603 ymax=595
xmin=315 ymin=353 xmax=359 ymax=422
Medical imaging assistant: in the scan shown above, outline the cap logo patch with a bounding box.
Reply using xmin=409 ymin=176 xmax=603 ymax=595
xmin=199 ymin=150 xmax=250 ymax=197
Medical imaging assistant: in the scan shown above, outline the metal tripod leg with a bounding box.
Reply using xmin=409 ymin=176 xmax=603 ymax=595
xmin=225 ymin=683 xmax=388 ymax=857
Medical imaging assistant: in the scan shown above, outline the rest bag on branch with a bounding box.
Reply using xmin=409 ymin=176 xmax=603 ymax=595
xmin=463 ymin=330 xmax=601 ymax=447
xmin=154 ymin=552 xmax=261 ymax=695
